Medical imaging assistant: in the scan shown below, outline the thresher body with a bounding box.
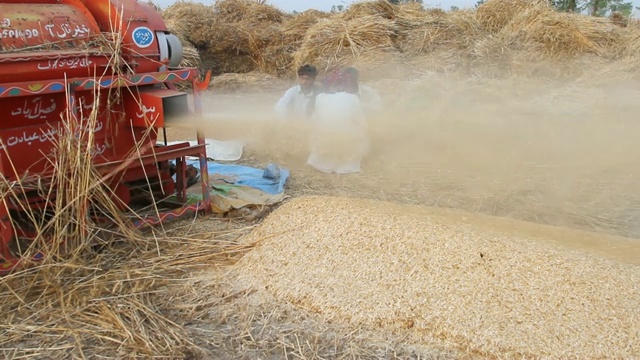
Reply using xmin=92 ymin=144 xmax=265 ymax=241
xmin=0 ymin=0 xmax=209 ymax=272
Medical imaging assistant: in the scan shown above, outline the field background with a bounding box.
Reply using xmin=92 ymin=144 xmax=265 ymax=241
xmin=160 ymin=0 xmax=640 ymax=239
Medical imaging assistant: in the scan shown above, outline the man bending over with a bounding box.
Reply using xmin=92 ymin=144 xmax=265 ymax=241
xmin=274 ymin=64 xmax=321 ymax=121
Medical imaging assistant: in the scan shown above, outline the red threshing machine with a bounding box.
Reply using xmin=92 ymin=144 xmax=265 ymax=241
xmin=0 ymin=0 xmax=213 ymax=273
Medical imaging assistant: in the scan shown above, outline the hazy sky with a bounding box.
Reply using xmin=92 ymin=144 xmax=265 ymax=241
xmin=153 ymin=0 xmax=640 ymax=14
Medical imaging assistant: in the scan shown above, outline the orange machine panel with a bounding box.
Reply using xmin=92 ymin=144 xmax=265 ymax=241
xmin=0 ymin=0 xmax=108 ymax=83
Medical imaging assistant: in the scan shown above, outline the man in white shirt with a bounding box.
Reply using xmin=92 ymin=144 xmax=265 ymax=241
xmin=306 ymin=68 xmax=369 ymax=174
xmin=344 ymin=67 xmax=382 ymax=117
xmin=274 ymin=64 xmax=321 ymax=121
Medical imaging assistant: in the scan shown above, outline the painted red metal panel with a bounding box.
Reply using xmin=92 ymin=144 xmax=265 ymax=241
xmin=0 ymin=0 xmax=105 ymax=82
xmin=79 ymin=0 xmax=167 ymax=74
xmin=0 ymin=0 xmax=212 ymax=274
xmin=124 ymin=88 xmax=189 ymax=128
xmin=0 ymin=1 xmax=99 ymax=49
xmin=0 ymin=51 xmax=111 ymax=83
xmin=124 ymin=90 xmax=166 ymax=128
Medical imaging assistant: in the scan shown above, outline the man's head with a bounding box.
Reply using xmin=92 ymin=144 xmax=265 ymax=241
xmin=322 ymin=68 xmax=344 ymax=94
xmin=323 ymin=67 xmax=360 ymax=94
xmin=297 ymin=64 xmax=317 ymax=92
xmin=344 ymin=67 xmax=360 ymax=93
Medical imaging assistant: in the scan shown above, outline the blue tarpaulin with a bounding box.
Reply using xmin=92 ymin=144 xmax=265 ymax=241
xmin=184 ymin=159 xmax=289 ymax=195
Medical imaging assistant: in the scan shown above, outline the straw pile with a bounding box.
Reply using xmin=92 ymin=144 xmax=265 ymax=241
xmin=283 ymin=10 xmax=330 ymax=38
xmin=0 ymin=84 xmax=249 ymax=357
xmin=467 ymin=0 xmax=627 ymax=76
xmin=159 ymin=0 xmax=640 ymax=81
xmin=292 ymin=15 xmax=399 ymax=73
xmin=232 ymin=196 xmax=640 ymax=359
xmin=215 ymin=0 xmax=286 ymax=23
xmin=0 ymin=91 xmax=184 ymax=357
xmin=162 ymin=1 xmax=214 ymax=49
xmin=0 ymin=225 xmax=244 ymax=358
xmin=207 ymin=0 xmax=284 ymax=74
xmin=611 ymin=12 xmax=629 ymax=28
xmin=341 ymin=0 xmax=396 ymax=21
xmin=476 ymin=0 xmax=551 ymax=33
xmin=161 ymin=0 xmax=288 ymax=74
xmin=510 ymin=12 xmax=624 ymax=58
xmin=399 ymin=9 xmax=484 ymax=55
xmin=0 ymin=35 xmax=229 ymax=358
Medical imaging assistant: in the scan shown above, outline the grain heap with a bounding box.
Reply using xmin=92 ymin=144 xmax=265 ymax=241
xmin=232 ymin=195 xmax=640 ymax=359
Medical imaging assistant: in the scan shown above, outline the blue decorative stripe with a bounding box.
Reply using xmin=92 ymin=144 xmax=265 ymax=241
xmin=0 ymin=69 xmax=197 ymax=98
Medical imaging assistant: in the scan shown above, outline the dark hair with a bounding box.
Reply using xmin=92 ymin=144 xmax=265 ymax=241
xmin=297 ymin=64 xmax=318 ymax=77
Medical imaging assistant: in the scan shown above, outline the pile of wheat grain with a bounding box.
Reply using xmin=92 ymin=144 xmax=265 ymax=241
xmin=231 ymin=195 xmax=640 ymax=359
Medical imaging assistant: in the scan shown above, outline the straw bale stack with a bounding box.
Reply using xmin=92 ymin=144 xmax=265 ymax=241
xmin=500 ymin=2 xmax=553 ymax=34
xmin=233 ymin=195 xmax=640 ymax=359
xmin=292 ymin=15 xmax=398 ymax=73
xmin=469 ymin=33 xmax=559 ymax=79
xmin=393 ymin=2 xmax=427 ymax=31
xmin=610 ymin=11 xmax=628 ymax=28
xmin=623 ymin=32 xmax=640 ymax=57
xmin=281 ymin=9 xmax=331 ymax=43
xmin=399 ymin=9 xmax=484 ymax=55
xmin=523 ymin=13 xmax=623 ymax=58
xmin=213 ymin=0 xmax=287 ymax=23
xmin=267 ymin=10 xmax=332 ymax=77
xmin=164 ymin=0 xmax=290 ymax=75
xmin=179 ymin=45 xmax=202 ymax=68
xmin=162 ymin=1 xmax=216 ymax=48
xmin=341 ymin=0 xmax=396 ymax=21
xmin=476 ymin=0 xmax=551 ymax=33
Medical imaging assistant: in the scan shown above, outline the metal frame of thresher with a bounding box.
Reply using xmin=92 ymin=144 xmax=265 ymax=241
xmin=0 ymin=68 xmax=212 ymax=273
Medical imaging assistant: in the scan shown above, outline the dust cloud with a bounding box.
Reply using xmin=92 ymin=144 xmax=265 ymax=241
xmin=167 ymin=67 xmax=640 ymax=240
